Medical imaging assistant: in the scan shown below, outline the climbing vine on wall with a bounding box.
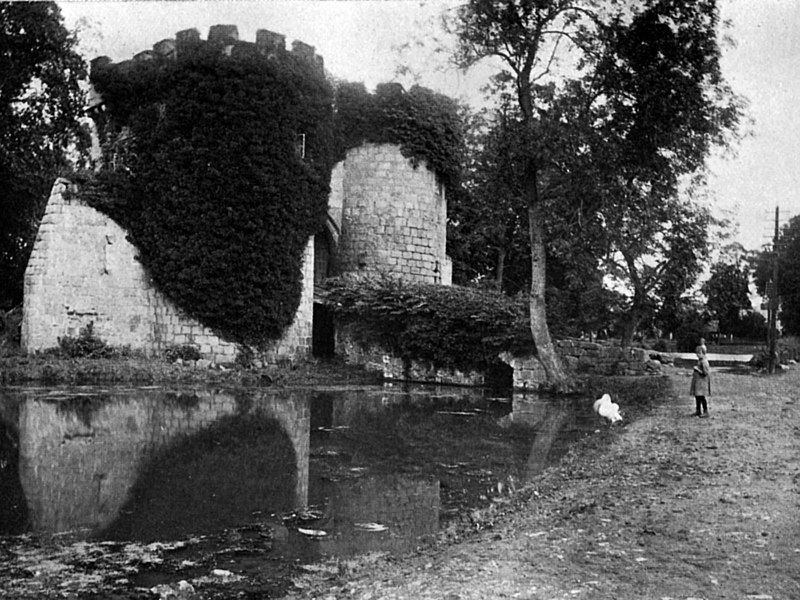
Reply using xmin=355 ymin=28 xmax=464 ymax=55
xmin=89 ymin=45 xmax=334 ymax=347
xmin=333 ymin=82 xmax=466 ymax=192
xmin=319 ymin=274 xmax=532 ymax=372
xmin=86 ymin=39 xmax=466 ymax=347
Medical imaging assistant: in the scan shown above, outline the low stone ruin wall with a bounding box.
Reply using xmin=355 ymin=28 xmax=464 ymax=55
xmin=338 ymin=329 xmax=663 ymax=389
xmin=336 ymin=329 xmax=485 ymax=386
xmin=503 ymin=339 xmax=664 ymax=390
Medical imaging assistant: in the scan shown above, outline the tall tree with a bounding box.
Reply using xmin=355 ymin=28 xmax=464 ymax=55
xmin=449 ymin=0 xmax=602 ymax=385
xmin=448 ymin=0 xmax=744 ymax=369
xmin=0 ymin=2 xmax=86 ymax=308
xmin=587 ymin=0 xmax=744 ymax=345
xmin=702 ymin=259 xmax=752 ymax=336
xmin=754 ymin=215 xmax=800 ymax=336
xmin=448 ymin=106 xmax=529 ymax=292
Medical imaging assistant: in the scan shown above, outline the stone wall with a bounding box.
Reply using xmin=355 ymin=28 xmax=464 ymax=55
xmin=21 ymin=179 xmax=314 ymax=364
xmin=332 ymin=144 xmax=451 ymax=285
xmin=336 ymin=327 xmax=484 ymax=386
xmin=502 ymin=339 xmax=664 ymax=390
xmin=339 ymin=329 xmax=662 ymax=390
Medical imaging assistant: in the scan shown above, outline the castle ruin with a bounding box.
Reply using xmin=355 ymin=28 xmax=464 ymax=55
xmin=21 ymin=26 xmax=452 ymax=364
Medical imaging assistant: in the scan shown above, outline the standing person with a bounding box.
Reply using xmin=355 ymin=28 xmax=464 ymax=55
xmin=690 ymin=345 xmax=711 ymax=417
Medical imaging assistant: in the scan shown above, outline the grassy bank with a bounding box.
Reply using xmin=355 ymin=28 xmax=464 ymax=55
xmin=0 ymin=354 xmax=383 ymax=387
xmin=284 ymin=365 xmax=800 ymax=600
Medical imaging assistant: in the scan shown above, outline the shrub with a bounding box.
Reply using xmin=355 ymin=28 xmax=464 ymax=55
xmin=234 ymin=345 xmax=255 ymax=368
xmin=56 ymin=322 xmax=117 ymax=358
xmin=319 ymin=275 xmax=533 ymax=372
xmin=731 ymin=311 xmax=768 ymax=341
xmin=163 ymin=344 xmax=202 ymax=363
xmin=0 ymin=306 xmax=23 ymax=356
xmin=652 ymin=338 xmax=669 ymax=352
xmin=674 ymin=311 xmax=707 ymax=352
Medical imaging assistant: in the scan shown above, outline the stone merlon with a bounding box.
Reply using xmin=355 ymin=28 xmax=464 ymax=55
xmin=175 ymin=27 xmax=201 ymax=53
xmin=291 ymin=40 xmax=315 ymax=61
xmin=256 ymin=29 xmax=286 ymax=54
xmin=91 ymin=25 xmax=323 ymax=71
xmin=208 ymin=24 xmax=239 ymax=45
xmin=153 ymin=38 xmax=176 ymax=60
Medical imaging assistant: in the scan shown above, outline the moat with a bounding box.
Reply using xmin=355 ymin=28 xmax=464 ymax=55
xmin=0 ymin=383 xmax=599 ymax=596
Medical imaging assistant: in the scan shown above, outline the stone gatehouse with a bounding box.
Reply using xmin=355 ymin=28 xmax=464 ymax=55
xmin=21 ymin=25 xmax=451 ymax=364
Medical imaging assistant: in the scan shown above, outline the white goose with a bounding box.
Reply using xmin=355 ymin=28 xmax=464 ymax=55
xmin=593 ymin=393 xmax=622 ymax=424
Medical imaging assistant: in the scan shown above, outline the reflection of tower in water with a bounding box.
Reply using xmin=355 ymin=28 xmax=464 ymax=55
xmin=0 ymin=412 xmax=28 ymax=535
xmin=299 ymin=390 xmax=441 ymax=558
xmin=10 ymin=388 xmax=311 ymax=538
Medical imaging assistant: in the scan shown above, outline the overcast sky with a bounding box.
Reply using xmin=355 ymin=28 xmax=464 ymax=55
xmin=58 ymin=0 xmax=800 ymax=253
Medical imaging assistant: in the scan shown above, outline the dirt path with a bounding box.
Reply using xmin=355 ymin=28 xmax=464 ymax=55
xmin=286 ymin=366 xmax=800 ymax=600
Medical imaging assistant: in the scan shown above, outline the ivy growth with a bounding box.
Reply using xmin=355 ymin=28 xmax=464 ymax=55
xmin=333 ymin=81 xmax=466 ymax=191
xmin=86 ymin=40 xmax=466 ymax=348
xmin=319 ymin=275 xmax=532 ymax=372
xmin=89 ymin=44 xmax=334 ymax=347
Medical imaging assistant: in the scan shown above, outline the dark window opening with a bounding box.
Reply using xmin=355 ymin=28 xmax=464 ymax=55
xmin=484 ymin=360 xmax=513 ymax=391
xmin=312 ymin=302 xmax=335 ymax=358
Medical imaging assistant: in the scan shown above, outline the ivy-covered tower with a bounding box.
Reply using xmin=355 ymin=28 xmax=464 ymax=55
xmin=22 ymin=25 xmax=459 ymax=362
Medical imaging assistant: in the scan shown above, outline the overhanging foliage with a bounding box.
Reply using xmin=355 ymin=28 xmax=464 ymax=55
xmin=319 ymin=275 xmax=533 ymax=372
xmin=0 ymin=2 xmax=87 ymax=308
xmin=334 ymin=81 xmax=466 ymax=192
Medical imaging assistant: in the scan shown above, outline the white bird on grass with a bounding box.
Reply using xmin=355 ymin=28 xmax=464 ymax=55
xmin=593 ymin=393 xmax=623 ymax=424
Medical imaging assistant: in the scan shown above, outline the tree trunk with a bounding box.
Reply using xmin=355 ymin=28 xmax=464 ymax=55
xmin=495 ymin=247 xmax=506 ymax=291
xmin=518 ymin=77 xmax=564 ymax=387
xmin=620 ymin=310 xmax=640 ymax=348
xmin=620 ymin=250 xmax=643 ymax=348
xmin=528 ymin=194 xmax=566 ymax=387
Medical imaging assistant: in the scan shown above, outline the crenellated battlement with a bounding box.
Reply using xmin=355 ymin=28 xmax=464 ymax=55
xmin=89 ymin=24 xmax=324 ymax=75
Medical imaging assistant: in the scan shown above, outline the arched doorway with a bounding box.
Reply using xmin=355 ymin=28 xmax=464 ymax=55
xmin=313 ymin=219 xmax=338 ymax=358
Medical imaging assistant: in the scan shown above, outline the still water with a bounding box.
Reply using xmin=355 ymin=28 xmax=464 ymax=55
xmin=0 ymin=383 xmax=597 ymax=571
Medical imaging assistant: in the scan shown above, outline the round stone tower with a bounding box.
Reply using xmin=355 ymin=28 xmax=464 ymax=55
xmin=328 ymin=143 xmax=451 ymax=285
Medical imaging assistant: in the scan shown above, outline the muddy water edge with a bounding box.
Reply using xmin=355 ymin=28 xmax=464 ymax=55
xmin=0 ymin=376 xmax=669 ymax=599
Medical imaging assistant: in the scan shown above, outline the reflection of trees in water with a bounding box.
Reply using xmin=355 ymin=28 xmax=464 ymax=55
xmin=328 ymin=400 xmax=517 ymax=464
xmin=525 ymin=409 xmax=570 ymax=478
xmin=0 ymin=421 xmax=27 ymax=534
xmin=310 ymin=390 xmax=535 ymax=516
xmin=100 ymin=414 xmax=297 ymax=542
xmin=516 ymin=396 xmax=592 ymax=480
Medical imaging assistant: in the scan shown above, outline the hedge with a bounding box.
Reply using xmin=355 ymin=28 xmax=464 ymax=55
xmin=319 ymin=275 xmax=533 ymax=372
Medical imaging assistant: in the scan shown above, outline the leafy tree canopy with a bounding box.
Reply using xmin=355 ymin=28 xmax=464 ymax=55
xmin=446 ymin=0 xmax=745 ymax=353
xmin=0 ymin=2 xmax=87 ymax=308
xmin=702 ymin=259 xmax=752 ymax=336
xmin=755 ymin=215 xmax=800 ymax=335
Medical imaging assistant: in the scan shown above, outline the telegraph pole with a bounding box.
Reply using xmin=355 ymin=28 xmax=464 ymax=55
xmin=767 ymin=206 xmax=779 ymax=374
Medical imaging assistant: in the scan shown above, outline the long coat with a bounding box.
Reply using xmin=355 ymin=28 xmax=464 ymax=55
xmin=690 ymin=357 xmax=711 ymax=396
